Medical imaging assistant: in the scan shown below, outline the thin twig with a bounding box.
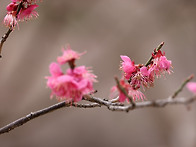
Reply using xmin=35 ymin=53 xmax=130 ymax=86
xmin=16 ymin=2 xmax=23 ymax=16
xmin=0 ymin=101 xmax=100 ymax=134
xmin=145 ymin=42 xmax=164 ymax=67
xmin=172 ymin=74 xmax=194 ymax=98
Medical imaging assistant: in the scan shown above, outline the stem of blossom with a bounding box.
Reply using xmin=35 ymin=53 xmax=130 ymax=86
xmin=172 ymin=74 xmax=194 ymax=98
xmin=0 ymin=1 xmax=24 ymax=58
xmin=16 ymin=2 xmax=23 ymax=17
xmin=0 ymin=29 xmax=13 ymax=58
xmin=145 ymin=42 xmax=164 ymax=67
xmin=114 ymin=77 xmax=135 ymax=107
xmin=68 ymin=60 xmax=76 ymax=69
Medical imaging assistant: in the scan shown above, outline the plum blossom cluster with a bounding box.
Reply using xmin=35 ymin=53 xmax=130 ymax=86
xmin=112 ymin=46 xmax=172 ymax=102
xmin=3 ymin=0 xmax=41 ymax=28
xmin=46 ymin=46 xmax=97 ymax=102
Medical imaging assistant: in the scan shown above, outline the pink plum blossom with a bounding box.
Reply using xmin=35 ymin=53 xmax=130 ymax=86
xmin=111 ymin=79 xmax=145 ymax=102
xmin=47 ymin=69 xmax=80 ymax=102
xmin=113 ymin=48 xmax=172 ymax=103
xmin=57 ymin=45 xmax=85 ymax=65
xmin=120 ymin=55 xmax=136 ymax=80
xmin=6 ymin=2 xmax=18 ymax=12
xmin=47 ymin=74 xmax=83 ymax=102
xmin=186 ymin=82 xmax=196 ymax=94
xmin=66 ymin=66 xmax=97 ymax=94
xmin=140 ymin=66 xmax=149 ymax=76
xmin=150 ymin=51 xmax=172 ymax=77
xmin=3 ymin=13 xmax=18 ymax=28
xmin=49 ymin=62 xmax=63 ymax=77
xmin=158 ymin=56 xmax=172 ymax=72
xmin=18 ymin=5 xmax=39 ymax=21
xmin=3 ymin=0 xmax=40 ymax=28
xmin=130 ymin=66 xmax=153 ymax=90
xmin=46 ymin=63 xmax=97 ymax=102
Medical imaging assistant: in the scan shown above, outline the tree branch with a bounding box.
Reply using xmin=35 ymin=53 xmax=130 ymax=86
xmin=107 ymin=96 xmax=196 ymax=112
xmin=1 ymin=95 xmax=195 ymax=135
xmin=85 ymin=95 xmax=196 ymax=112
xmin=0 ymin=101 xmax=100 ymax=134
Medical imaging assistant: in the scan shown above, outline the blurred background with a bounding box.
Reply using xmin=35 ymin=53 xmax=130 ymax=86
xmin=0 ymin=0 xmax=196 ymax=147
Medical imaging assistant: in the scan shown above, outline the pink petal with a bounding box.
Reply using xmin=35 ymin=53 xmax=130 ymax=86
xmin=159 ymin=56 xmax=172 ymax=71
xmin=18 ymin=5 xmax=39 ymax=20
xmin=57 ymin=46 xmax=85 ymax=65
xmin=120 ymin=55 xmax=136 ymax=80
xmin=119 ymin=92 xmax=127 ymax=102
xmin=49 ymin=62 xmax=63 ymax=77
xmin=140 ymin=66 xmax=149 ymax=76
xmin=120 ymin=55 xmax=131 ymax=62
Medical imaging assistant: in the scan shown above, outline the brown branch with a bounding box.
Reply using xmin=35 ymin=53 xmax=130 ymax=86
xmin=85 ymin=95 xmax=196 ymax=112
xmin=0 ymin=95 xmax=196 ymax=135
xmin=0 ymin=101 xmax=100 ymax=134
xmin=0 ymin=28 xmax=13 ymax=58
xmin=107 ymin=96 xmax=196 ymax=112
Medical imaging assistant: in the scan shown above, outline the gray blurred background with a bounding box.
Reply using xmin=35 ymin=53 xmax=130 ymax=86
xmin=0 ymin=0 xmax=196 ymax=147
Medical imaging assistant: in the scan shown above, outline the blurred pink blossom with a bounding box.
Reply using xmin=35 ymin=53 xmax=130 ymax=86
xmin=57 ymin=45 xmax=85 ymax=65
xmin=186 ymin=82 xmax=196 ymax=94
xmin=48 ymin=62 xmax=63 ymax=77
xmin=46 ymin=65 xmax=97 ymax=102
xmin=46 ymin=45 xmax=97 ymax=103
